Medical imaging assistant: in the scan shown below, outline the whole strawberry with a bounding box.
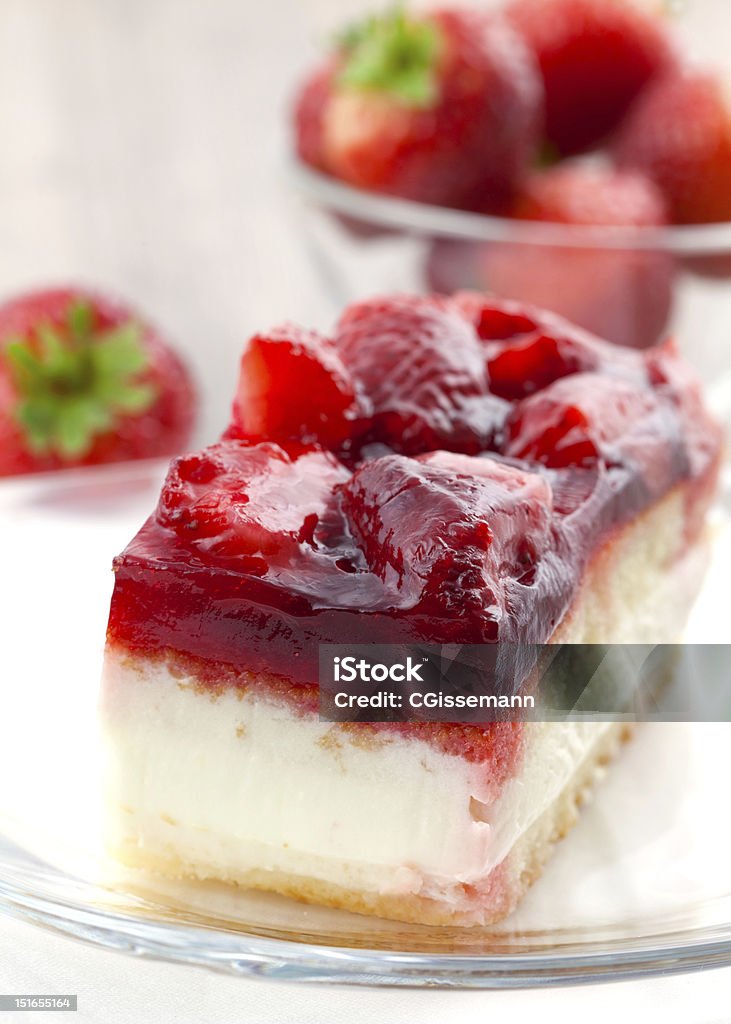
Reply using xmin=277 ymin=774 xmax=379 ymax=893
xmin=294 ymin=7 xmax=543 ymax=211
xmin=512 ymin=163 xmax=669 ymax=227
xmin=294 ymin=60 xmax=336 ymax=173
xmin=426 ymin=165 xmax=675 ymax=349
xmin=614 ymin=70 xmax=731 ymax=225
xmin=507 ymin=0 xmax=675 ymax=155
xmin=0 ymin=287 xmax=195 ymax=477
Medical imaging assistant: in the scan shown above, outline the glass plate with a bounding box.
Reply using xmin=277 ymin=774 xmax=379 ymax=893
xmin=1 ymin=461 xmax=730 ymax=988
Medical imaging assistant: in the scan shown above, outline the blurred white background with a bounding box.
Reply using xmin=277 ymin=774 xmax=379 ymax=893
xmin=0 ymin=0 xmax=327 ymax=442
xmin=0 ymin=0 xmax=728 ymax=444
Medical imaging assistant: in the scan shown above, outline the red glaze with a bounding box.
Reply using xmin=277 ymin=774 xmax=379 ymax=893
xmin=294 ymin=8 xmax=543 ymax=211
xmin=107 ymin=293 xmax=721 ymax=764
xmin=426 ymin=166 xmax=674 ymax=350
xmin=505 ymin=373 xmax=688 ymax=498
xmin=485 ymin=330 xmax=601 ymax=400
xmin=341 ymin=450 xmax=552 ymax=636
xmin=507 ymin=0 xmax=675 ymax=155
xmin=615 ymin=70 xmax=731 ymax=226
xmin=157 ymin=443 xmax=350 ymax=567
xmin=0 ymin=286 xmax=195 ymax=476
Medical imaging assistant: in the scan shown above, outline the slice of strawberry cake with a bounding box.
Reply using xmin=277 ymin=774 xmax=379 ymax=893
xmin=101 ymin=293 xmax=721 ymax=926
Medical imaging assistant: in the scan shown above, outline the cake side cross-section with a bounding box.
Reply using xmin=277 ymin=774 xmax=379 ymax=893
xmin=102 ymin=292 xmax=721 ymax=926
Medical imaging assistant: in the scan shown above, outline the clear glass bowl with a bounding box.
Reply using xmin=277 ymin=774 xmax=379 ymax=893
xmin=289 ymin=161 xmax=731 ymax=427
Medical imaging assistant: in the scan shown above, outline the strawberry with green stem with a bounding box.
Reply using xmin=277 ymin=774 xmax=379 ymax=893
xmin=0 ymin=287 xmax=195 ymax=476
xmin=294 ymin=6 xmax=543 ymax=211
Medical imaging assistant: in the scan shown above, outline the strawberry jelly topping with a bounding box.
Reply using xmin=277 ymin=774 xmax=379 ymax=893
xmin=108 ymin=294 xmax=720 ymax=762
xmin=156 ymin=443 xmax=350 ymax=570
xmin=334 ymin=294 xmax=508 ymax=455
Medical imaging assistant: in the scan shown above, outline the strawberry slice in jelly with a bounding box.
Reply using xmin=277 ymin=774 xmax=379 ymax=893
xmin=454 ymin=291 xmax=541 ymax=341
xmin=486 ymin=331 xmax=604 ymax=401
xmin=505 ymin=373 xmax=681 ymax=490
xmin=230 ymin=325 xmax=360 ymax=449
xmin=335 ymin=295 xmax=508 ymax=456
xmin=454 ymin=291 xmax=645 ymax=400
xmin=156 ymin=440 xmax=350 ymax=567
xmin=107 ymin=289 xmax=721 ymax=701
xmin=341 ymin=451 xmax=553 ymax=639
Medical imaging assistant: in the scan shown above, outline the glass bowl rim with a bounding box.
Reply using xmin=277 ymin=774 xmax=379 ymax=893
xmin=288 ymin=160 xmax=731 ymax=255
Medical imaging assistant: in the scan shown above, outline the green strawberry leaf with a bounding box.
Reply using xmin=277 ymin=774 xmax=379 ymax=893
xmin=15 ymin=395 xmax=58 ymax=454
xmin=57 ymin=401 xmax=98 ymax=459
xmin=2 ymin=300 xmax=159 ymax=462
xmin=5 ymin=342 xmax=44 ymax=385
xmin=68 ymin=299 xmax=94 ymax=340
xmin=338 ymin=8 xmax=443 ymax=109
xmin=112 ymin=382 xmax=158 ymax=414
xmin=92 ymin=324 xmax=149 ymax=377
xmin=38 ymin=324 xmax=86 ymax=385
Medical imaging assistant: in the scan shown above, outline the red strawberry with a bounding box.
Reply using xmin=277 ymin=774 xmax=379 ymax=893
xmin=454 ymin=288 xmax=645 ymax=390
xmin=504 ymin=371 xmax=677 ymax=489
xmin=334 ymin=293 xmax=508 ymax=454
xmin=0 ymin=286 xmax=195 ymax=477
xmin=452 ymin=292 xmax=541 ymax=342
xmin=229 ymin=325 xmax=360 ymax=451
xmin=157 ymin=441 xmax=349 ymax=567
xmin=427 ymin=165 xmax=675 ymax=349
xmin=486 ymin=329 xmax=602 ymax=402
xmin=295 ymin=7 xmax=543 ymax=211
xmin=294 ymin=60 xmax=336 ymax=172
xmin=511 ymin=163 xmax=669 ymax=227
xmin=507 ymin=0 xmax=675 ymax=155
xmin=614 ymin=70 xmax=731 ymax=225
xmin=341 ymin=451 xmax=551 ymax=638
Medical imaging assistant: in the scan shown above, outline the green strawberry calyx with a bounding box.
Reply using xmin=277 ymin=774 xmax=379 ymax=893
xmin=337 ymin=7 xmax=444 ymax=109
xmin=4 ymin=299 xmax=158 ymax=460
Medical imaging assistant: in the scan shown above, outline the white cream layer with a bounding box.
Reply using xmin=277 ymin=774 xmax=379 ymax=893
xmin=101 ymin=650 xmax=610 ymax=899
